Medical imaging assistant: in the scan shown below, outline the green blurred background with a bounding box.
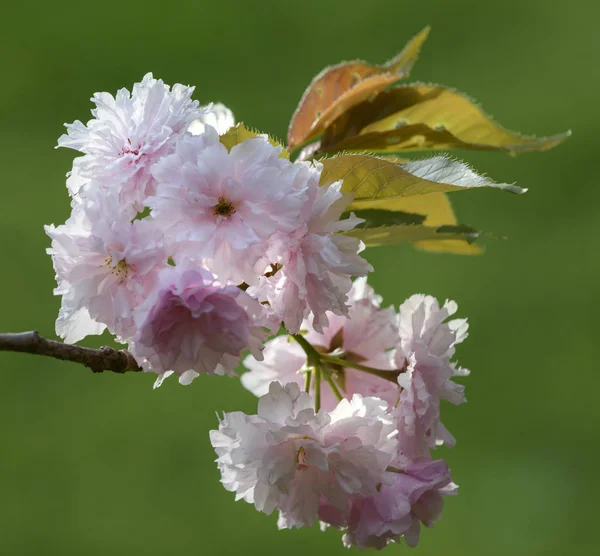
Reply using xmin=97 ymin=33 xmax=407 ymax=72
xmin=0 ymin=0 xmax=597 ymax=554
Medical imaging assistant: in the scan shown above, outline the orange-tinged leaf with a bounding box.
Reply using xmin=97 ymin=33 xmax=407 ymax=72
xmin=323 ymin=122 xmax=498 ymax=153
xmin=287 ymin=27 xmax=430 ymax=150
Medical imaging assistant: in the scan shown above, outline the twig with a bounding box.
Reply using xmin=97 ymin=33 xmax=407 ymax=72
xmin=0 ymin=331 xmax=141 ymax=374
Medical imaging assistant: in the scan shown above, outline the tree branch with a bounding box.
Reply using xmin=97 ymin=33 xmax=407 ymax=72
xmin=0 ymin=331 xmax=141 ymax=374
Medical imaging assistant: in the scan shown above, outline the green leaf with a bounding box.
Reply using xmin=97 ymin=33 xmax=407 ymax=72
xmin=351 ymin=208 xmax=426 ymax=229
xmin=348 ymin=192 xmax=484 ymax=254
xmin=320 ymin=154 xmax=525 ymax=202
xmin=220 ymin=123 xmax=289 ymax=158
xmin=320 ymin=84 xmax=570 ymax=154
xmin=345 ymin=222 xmax=482 ymax=248
xmin=287 ymin=27 xmax=430 ymax=150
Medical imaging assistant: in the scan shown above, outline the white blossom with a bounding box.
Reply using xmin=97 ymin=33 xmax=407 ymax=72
xmin=211 ymin=382 xmax=398 ymax=528
xmin=58 ymin=73 xmax=204 ymax=213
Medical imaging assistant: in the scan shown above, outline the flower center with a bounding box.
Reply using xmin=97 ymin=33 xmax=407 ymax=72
xmin=121 ymin=138 xmax=140 ymax=157
xmin=105 ymin=256 xmax=131 ymax=284
xmin=212 ymin=196 xmax=236 ymax=217
xmin=296 ymin=446 xmax=309 ymax=470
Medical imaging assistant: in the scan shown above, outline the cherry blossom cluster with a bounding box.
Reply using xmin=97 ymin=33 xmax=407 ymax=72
xmin=46 ymin=73 xmax=371 ymax=386
xmin=218 ymin=279 xmax=468 ymax=549
xmin=45 ymin=74 xmax=470 ymax=550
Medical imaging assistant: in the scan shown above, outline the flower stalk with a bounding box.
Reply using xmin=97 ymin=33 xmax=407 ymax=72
xmin=323 ymin=369 xmax=344 ymax=402
xmin=320 ymin=355 xmax=401 ymax=383
xmin=313 ymin=359 xmax=322 ymax=412
xmin=304 ymin=368 xmax=312 ymax=393
xmin=292 ymin=333 xmax=402 ymax=405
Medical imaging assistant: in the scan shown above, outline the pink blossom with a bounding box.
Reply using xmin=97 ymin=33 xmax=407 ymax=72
xmin=394 ymin=295 xmax=470 ymax=458
xmin=242 ymin=278 xmax=398 ymax=410
xmin=253 ymin=172 xmax=372 ymax=334
xmin=58 ymin=73 xmax=204 ymax=213
xmin=148 ymin=133 xmax=307 ymax=284
xmin=210 ymin=382 xmax=398 ymax=529
xmin=131 ymin=264 xmax=272 ymax=387
xmin=45 ymin=193 xmax=168 ymax=343
xmin=399 ymin=294 xmax=469 ymax=364
xmin=340 ymin=458 xmax=457 ymax=550
xmin=241 ymin=335 xmax=310 ymax=400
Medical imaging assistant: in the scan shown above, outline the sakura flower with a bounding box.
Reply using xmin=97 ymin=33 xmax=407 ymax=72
xmin=148 ymin=133 xmax=307 ymax=284
xmin=399 ymin=294 xmax=469 ymax=366
xmin=189 ymin=102 xmax=235 ymax=135
xmin=242 ymin=278 xmax=399 ymax=410
xmin=340 ymin=458 xmax=457 ymax=550
xmin=130 ymin=263 xmax=272 ymax=387
xmin=45 ymin=193 xmax=168 ymax=343
xmin=241 ymin=335 xmax=309 ymax=399
xmin=253 ymin=170 xmax=372 ymax=334
xmin=394 ymin=295 xmax=470 ymax=457
xmin=58 ymin=73 xmax=204 ymax=213
xmin=210 ymin=382 xmax=398 ymax=529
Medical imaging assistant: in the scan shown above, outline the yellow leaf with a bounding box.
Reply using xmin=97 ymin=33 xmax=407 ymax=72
xmin=322 ymin=84 xmax=570 ymax=154
xmin=220 ymin=123 xmax=289 ymax=158
xmin=384 ymin=26 xmax=431 ymax=75
xmin=287 ymin=27 xmax=430 ymax=150
xmin=320 ymin=154 xmax=524 ymax=201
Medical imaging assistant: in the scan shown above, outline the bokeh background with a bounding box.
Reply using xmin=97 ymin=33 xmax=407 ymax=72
xmin=0 ymin=0 xmax=597 ymax=554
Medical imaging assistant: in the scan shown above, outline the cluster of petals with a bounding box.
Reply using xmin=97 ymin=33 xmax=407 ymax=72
xmin=47 ymin=74 xmax=371 ymax=387
xmin=130 ymin=263 xmax=273 ymax=387
xmin=45 ymin=69 xmax=479 ymax=550
xmin=211 ymin=381 xmax=459 ymax=549
xmin=338 ymin=458 xmax=457 ymax=549
xmin=148 ymin=129 xmax=307 ymax=285
xmin=253 ymin=175 xmax=372 ymax=334
xmin=58 ymin=73 xmax=205 ymax=214
xmin=210 ymin=382 xmax=398 ymax=528
xmin=394 ymin=295 xmax=470 ymax=459
xmin=244 ymin=284 xmax=470 ymax=460
xmin=45 ymin=192 xmax=168 ymax=343
xmin=236 ymin=281 xmax=470 ymax=547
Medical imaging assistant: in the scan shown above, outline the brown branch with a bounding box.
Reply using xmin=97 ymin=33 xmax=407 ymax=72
xmin=0 ymin=331 xmax=141 ymax=374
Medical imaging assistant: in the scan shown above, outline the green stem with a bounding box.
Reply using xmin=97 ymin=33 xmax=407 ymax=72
xmin=304 ymin=369 xmax=312 ymax=393
xmin=291 ymin=334 xmax=401 ymax=407
xmin=292 ymin=334 xmax=323 ymax=411
xmin=321 ymin=355 xmax=399 ymax=383
xmin=324 ymin=371 xmax=344 ymax=402
xmin=313 ymin=359 xmax=321 ymax=412
xmin=292 ymin=334 xmax=320 ymax=361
